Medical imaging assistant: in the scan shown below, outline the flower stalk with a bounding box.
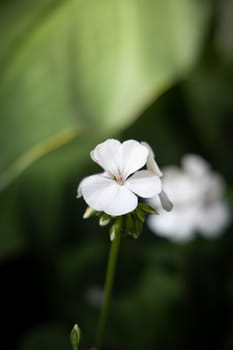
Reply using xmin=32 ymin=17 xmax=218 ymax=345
xmin=95 ymin=233 xmax=121 ymax=349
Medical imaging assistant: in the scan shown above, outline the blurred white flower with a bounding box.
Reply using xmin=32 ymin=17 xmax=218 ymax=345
xmin=85 ymin=286 xmax=104 ymax=308
xmin=148 ymin=154 xmax=230 ymax=242
xmin=77 ymin=139 xmax=163 ymax=216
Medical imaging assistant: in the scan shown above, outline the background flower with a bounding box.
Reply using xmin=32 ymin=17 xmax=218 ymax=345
xmin=148 ymin=154 xmax=231 ymax=242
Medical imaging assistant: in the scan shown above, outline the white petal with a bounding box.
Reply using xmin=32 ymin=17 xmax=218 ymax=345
xmin=126 ymin=170 xmax=162 ymax=198
xmin=182 ymin=154 xmax=209 ymax=178
xmin=103 ymin=186 xmax=138 ymax=216
xmin=162 ymin=166 xmax=202 ymax=205
xmin=77 ymin=184 xmax=82 ymax=198
xmin=204 ymin=173 xmax=225 ymax=201
xmin=147 ymin=195 xmax=162 ymax=211
xmin=118 ymin=140 xmax=149 ymax=179
xmin=90 ymin=139 xmax=121 ymax=175
xmin=141 ymin=142 xmax=163 ymax=177
xmin=148 ymin=206 xmax=197 ymax=242
xmin=90 ymin=139 xmax=148 ymax=181
xmin=79 ymin=173 xmax=137 ymax=216
xmin=196 ymin=202 xmax=231 ymax=236
xmin=159 ymin=190 xmax=173 ymax=211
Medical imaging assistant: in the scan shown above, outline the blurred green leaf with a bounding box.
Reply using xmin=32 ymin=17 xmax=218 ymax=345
xmin=0 ymin=185 xmax=26 ymax=260
xmin=19 ymin=325 xmax=70 ymax=350
xmin=111 ymin=266 xmax=184 ymax=350
xmin=183 ymin=56 xmax=233 ymax=174
xmin=0 ymin=0 xmax=211 ymax=189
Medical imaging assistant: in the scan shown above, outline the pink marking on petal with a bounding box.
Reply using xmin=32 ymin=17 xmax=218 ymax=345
xmin=117 ymin=175 xmax=125 ymax=184
xmin=115 ymin=170 xmax=125 ymax=185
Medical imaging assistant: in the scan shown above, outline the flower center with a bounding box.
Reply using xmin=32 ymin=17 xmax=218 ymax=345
xmin=113 ymin=170 xmax=125 ymax=185
xmin=117 ymin=174 xmax=125 ymax=185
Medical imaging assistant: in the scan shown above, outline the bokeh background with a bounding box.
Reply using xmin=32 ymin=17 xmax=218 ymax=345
xmin=1 ymin=0 xmax=233 ymax=349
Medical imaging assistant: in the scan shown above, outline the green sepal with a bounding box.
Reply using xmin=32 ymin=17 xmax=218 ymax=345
xmin=83 ymin=202 xmax=157 ymax=240
xmin=138 ymin=203 xmax=157 ymax=215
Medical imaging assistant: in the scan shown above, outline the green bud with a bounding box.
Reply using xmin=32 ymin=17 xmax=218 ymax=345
xmin=70 ymin=323 xmax=81 ymax=350
xmin=99 ymin=213 xmax=112 ymax=226
xmin=125 ymin=214 xmax=134 ymax=235
xmin=135 ymin=207 xmax=146 ymax=222
xmin=124 ymin=213 xmax=143 ymax=239
xmin=132 ymin=216 xmax=142 ymax=239
xmin=83 ymin=207 xmax=96 ymax=219
xmin=109 ymin=217 xmax=122 ymax=241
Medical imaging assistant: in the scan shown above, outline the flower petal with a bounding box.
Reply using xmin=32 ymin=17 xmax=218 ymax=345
xmin=104 ymin=186 xmax=138 ymax=216
xmin=126 ymin=170 xmax=162 ymax=198
xmin=77 ymin=184 xmax=82 ymax=198
xmin=159 ymin=190 xmax=173 ymax=211
xmin=162 ymin=166 xmax=202 ymax=205
xmin=90 ymin=139 xmax=121 ymax=175
xmin=182 ymin=154 xmax=209 ymax=178
xmin=141 ymin=142 xmax=163 ymax=177
xmin=90 ymin=139 xmax=149 ymax=181
xmin=119 ymin=140 xmax=149 ymax=179
xmin=148 ymin=207 xmax=196 ymax=242
xmin=196 ymin=202 xmax=231 ymax=236
xmin=78 ymin=173 xmax=137 ymax=216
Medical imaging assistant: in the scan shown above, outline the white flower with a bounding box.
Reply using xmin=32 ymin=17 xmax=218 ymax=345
xmin=148 ymin=154 xmax=230 ymax=242
xmin=77 ymin=139 xmax=162 ymax=216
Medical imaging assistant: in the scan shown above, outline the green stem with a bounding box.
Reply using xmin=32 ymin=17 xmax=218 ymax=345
xmin=95 ymin=233 xmax=121 ymax=349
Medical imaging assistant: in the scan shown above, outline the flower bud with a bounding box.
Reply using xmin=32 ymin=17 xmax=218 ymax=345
xmin=99 ymin=213 xmax=111 ymax=226
xmin=70 ymin=323 xmax=81 ymax=350
xmin=83 ymin=207 xmax=96 ymax=219
xmin=132 ymin=217 xmax=142 ymax=239
xmin=109 ymin=217 xmax=122 ymax=241
xmin=135 ymin=207 xmax=145 ymax=222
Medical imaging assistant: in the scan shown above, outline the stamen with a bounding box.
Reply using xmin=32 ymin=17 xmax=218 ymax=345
xmin=117 ymin=170 xmax=125 ymax=185
xmin=117 ymin=175 xmax=124 ymax=184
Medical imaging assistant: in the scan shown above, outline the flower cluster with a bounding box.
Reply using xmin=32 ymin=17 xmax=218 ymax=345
xmin=78 ymin=139 xmax=171 ymax=217
xmin=148 ymin=154 xmax=230 ymax=242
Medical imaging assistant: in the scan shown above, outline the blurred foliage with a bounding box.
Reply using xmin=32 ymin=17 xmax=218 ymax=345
xmin=1 ymin=0 xmax=233 ymax=350
xmin=0 ymin=0 xmax=210 ymax=190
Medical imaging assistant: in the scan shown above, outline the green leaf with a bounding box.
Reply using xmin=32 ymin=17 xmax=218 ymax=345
xmin=0 ymin=185 xmax=27 ymax=260
xmin=0 ymin=0 xmax=211 ymax=259
xmin=0 ymin=0 xmax=211 ymax=189
xmin=19 ymin=325 xmax=70 ymax=350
